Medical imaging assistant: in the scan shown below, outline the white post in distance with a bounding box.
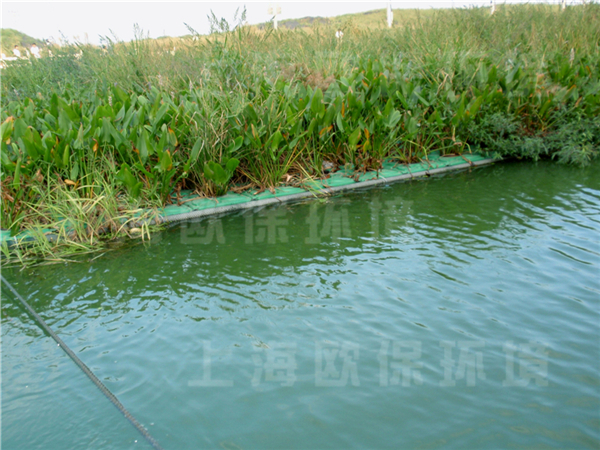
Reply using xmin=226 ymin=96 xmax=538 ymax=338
xmin=387 ymin=1 xmax=393 ymax=28
xmin=490 ymin=0 xmax=496 ymax=15
xmin=268 ymin=5 xmax=282 ymax=30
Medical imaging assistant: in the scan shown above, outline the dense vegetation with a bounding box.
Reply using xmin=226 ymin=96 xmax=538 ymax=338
xmin=1 ymin=3 xmax=599 ymax=263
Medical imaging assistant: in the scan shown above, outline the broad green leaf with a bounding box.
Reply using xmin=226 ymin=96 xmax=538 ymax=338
xmin=0 ymin=145 xmax=15 ymax=171
xmin=232 ymin=136 xmax=243 ymax=152
xmin=167 ymin=128 xmax=178 ymax=147
xmin=157 ymin=131 xmax=167 ymax=159
xmin=74 ymin=124 xmax=85 ymax=149
xmin=286 ymin=106 xmax=298 ymax=126
xmin=307 ymin=118 xmax=318 ymax=135
xmin=101 ymin=117 xmax=112 ymax=144
xmin=133 ymin=162 xmax=155 ymax=180
xmin=369 ymin=86 xmax=381 ymax=104
xmin=204 ymin=162 xmax=215 ymax=180
xmin=396 ymin=91 xmax=409 ymax=110
xmin=539 ymin=99 xmax=553 ymax=118
xmin=190 ymin=137 xmax=203 ymax=163
xmin=406 ymin=116 xmax=419 ymax=136
xmin=213 ymin=164 xmax=227 ymax=185
xmin=385 ymin=110 xmax=401 ymax=129
xmin=1 ymin=117 xmax=14 ymax=142
xmin=323 ymin=104 xmax=336 ymax=127
xmin=70 ymin=162 xmax=79 ymax=181
xmin=122 ymin=104 xmax=136 ymax=129
xmin=63 ymin=144 xmax=71 ymax=169
xmin=152 ymin=103 xmax=169 ymax=130
xmin=137 ymin=131 xmax=148 ymax=163
xmin=115 ymin=105 xmax=126 ymax=122
xmin=244 ymin=104 xmax=259 ymax=122
xmin=160 ymin=150 xmax=173 ymax=172
xmin=19 ymin=132 xmax=40 ymax=160
xmin=58 ymin=110 xmax=73 ymax=133
xmin=225 ymin=157 xmax=239 ymax=173
xmin=112 ymin=85 xmax=129 ymax=106
xmin=488 ymin=65 xmax=498 ymax=84
xmin=452 ymin=95 xmax=467 ymax=126
xmin=137 ymin=95 xmax=150 ymax=107
xmin=50 ymin=93 xmax=59 ymax=117
xmin=131 ymin=182 xmax=143 ymax=199
xmin=109 ymin=122 xmax=126 ymax=147
xmin=348 ymin=128 xmax=361 ymax=148
xmin=383 ymin=98 xmax=394 ymax=117
xmin=117 ymin=164 xmax=142 ymax=199
xmin=363 ymin=139 xmax=371 ymax=153
xmin=144 ymin=130 xmax=155 ymax=157
xmin=288 ymin=135 xmax=302 ymax=149
xmin=14 ymin=118 xmax=28 ymax=139
xmin=414 ymin=92 xmax=430 ymax=107
xmin=336 ymin=112 xmax=345 ymax=133
xmin=311 ymin=88 xmax=324 ymax=117
xmin=271 ymin=131 xmax=283 ymax=150
xmin=13 ymin=157 xmax=21 ymax=189
xmin=468 ymin=96 xmax=484 ymax=117
xmin=58 ymin=98 xmax=79 ymax=123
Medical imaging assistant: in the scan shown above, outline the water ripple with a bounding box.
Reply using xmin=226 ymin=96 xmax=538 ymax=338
xmin=3 ymin=161 xmax=600 ymax=449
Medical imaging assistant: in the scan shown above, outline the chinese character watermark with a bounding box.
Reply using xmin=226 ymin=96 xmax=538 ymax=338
xmin=378 ymin=340 xmax=423 ymax=387
xmin=315 ymin=341 xmax=360 ymax=387
xmin=305 ymin=203 xmax=352 ymax=244
xmin=246 ymin=208 xmax=289 ymax=244
xmin=185 ymin=339 xmax=550 ymax=389
xmin=188 ymin=341 xmax=233 ymax=387
xmin=440 ymin=340 xmax=486 ymax=387
xmin=503 ymin=341 xmax=549 ymax=387
xmin=181 ymin=218 xmax=225 ymax=245
xmin=369 ymin=195 xmax=413 ymax=238
xmin=252 ymin=342 xmax=298 ymax=387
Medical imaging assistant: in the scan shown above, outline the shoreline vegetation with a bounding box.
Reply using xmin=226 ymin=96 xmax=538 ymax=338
xmin=1 ymin=3 xmax=599 ymax=266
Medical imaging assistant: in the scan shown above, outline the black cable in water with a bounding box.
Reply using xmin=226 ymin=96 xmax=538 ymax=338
xmin=1 ymin=275 xmax=164 ymax=450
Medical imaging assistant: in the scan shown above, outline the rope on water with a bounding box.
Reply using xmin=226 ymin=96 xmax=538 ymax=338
xmin=1 ymin=275 xmax=164 ymax=450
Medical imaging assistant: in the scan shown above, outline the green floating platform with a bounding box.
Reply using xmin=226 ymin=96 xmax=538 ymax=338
xmin=1 ymin=152 xmax=496 ymax=246
xmin=158 ymin=151 xmax=495 ymax=223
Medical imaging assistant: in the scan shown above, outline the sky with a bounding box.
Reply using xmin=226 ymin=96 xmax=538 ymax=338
xmin=2 ymin=0 xmax=571 ymax=46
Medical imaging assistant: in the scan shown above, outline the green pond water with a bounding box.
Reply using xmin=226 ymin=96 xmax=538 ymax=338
xmin=2 ymin=160 xmax=599 ymax=450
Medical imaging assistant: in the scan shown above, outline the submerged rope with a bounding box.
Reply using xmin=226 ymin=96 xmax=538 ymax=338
xmin=1 ymin=275 xmax=164 ymax=450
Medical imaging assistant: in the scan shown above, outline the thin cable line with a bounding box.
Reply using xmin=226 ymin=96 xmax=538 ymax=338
xmin=1 ymin=275 xmax=164 ymax=450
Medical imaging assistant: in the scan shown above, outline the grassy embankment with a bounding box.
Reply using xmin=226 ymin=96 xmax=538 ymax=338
xmin=1 ymin=3 xmax=599 ymax=265
xmin=1 ymin=29 xmax=44 ymax=57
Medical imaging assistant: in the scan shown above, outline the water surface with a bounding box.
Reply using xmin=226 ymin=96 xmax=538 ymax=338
xmin=3 ymin=160 xmax=599 ymax=449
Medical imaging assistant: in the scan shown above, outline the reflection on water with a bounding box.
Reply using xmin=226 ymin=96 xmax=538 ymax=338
xmin=3 ymin=160 xmax=600 ymax=449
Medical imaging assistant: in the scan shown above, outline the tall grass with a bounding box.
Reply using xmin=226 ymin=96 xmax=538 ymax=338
xmin=1 ymin=3 xmax=599 ymax=262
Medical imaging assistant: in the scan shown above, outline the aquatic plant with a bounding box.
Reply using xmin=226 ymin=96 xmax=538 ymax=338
xmin=1 ymin=2 xmax=598 ymax=262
